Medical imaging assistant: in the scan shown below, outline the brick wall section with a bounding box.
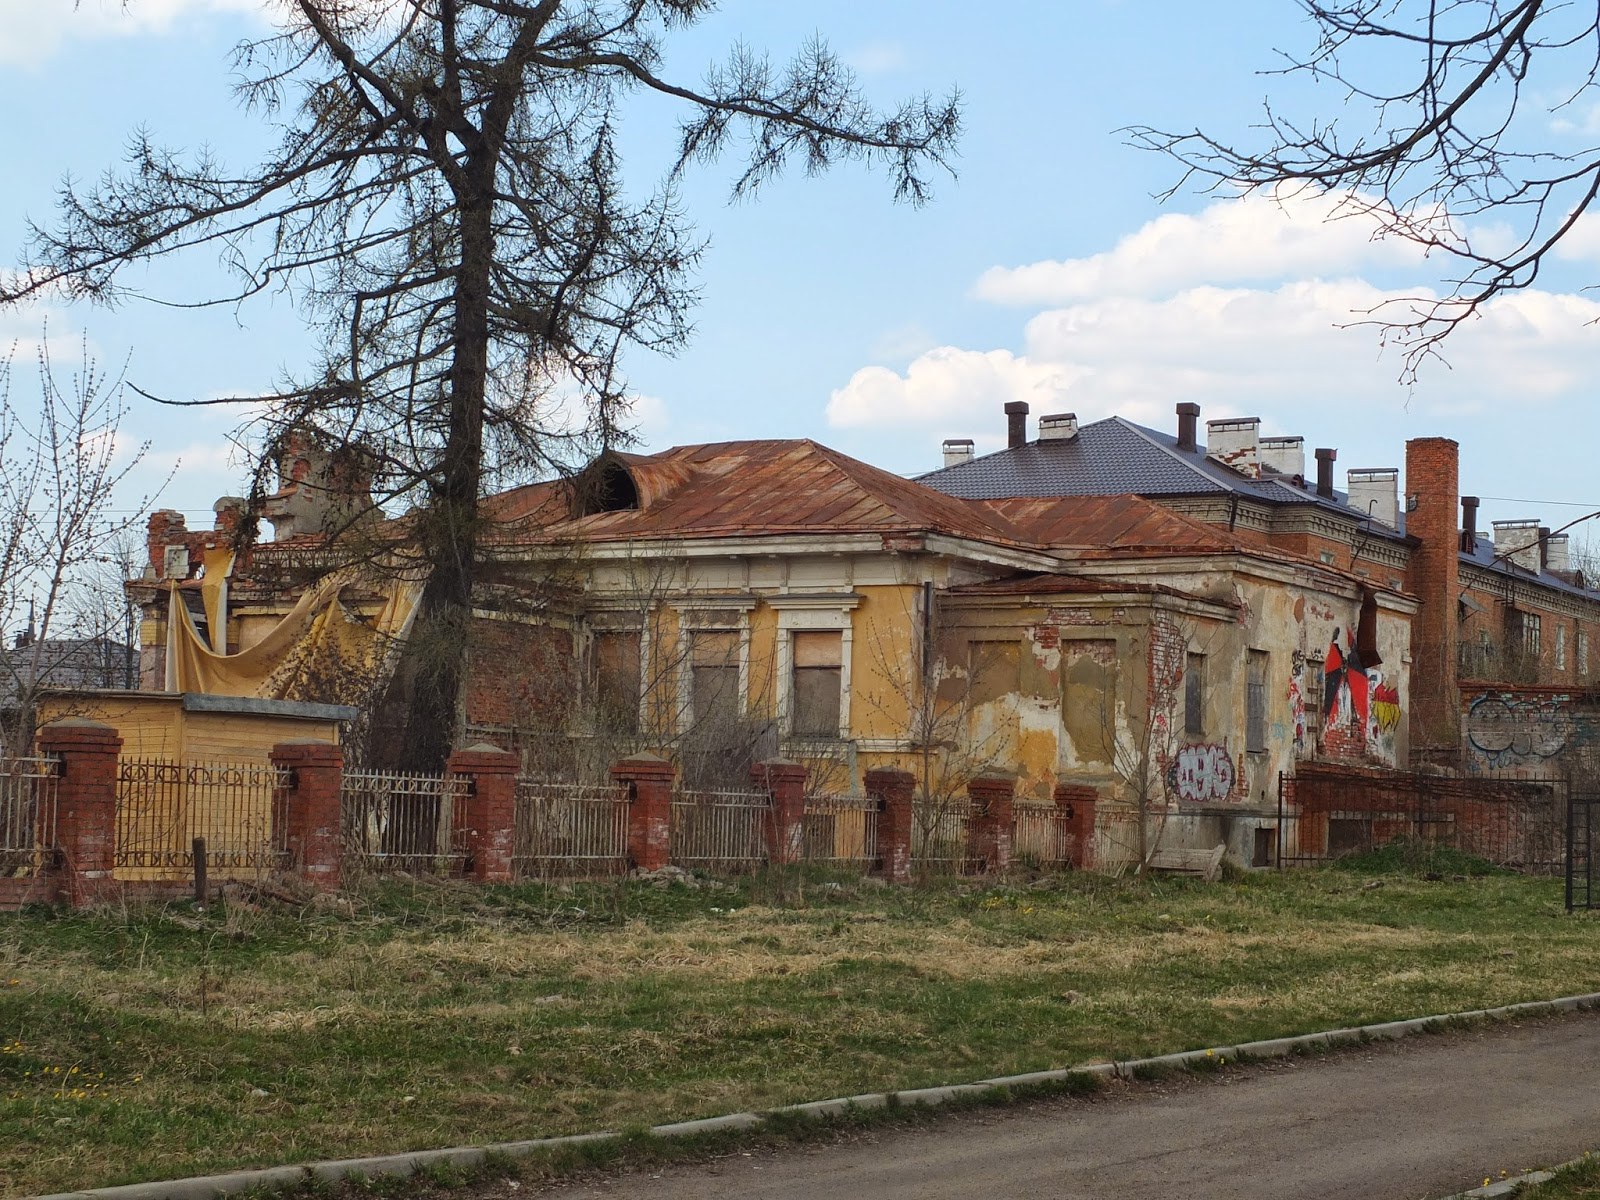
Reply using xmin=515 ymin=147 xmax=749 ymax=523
xmin=463 ymin=619 xmax=578 ymax=730
xmin=1055 ymin=783 xmax=1098 ymax=870
xmin=865 ymin=767 xmax=914 ymax=883
xmin=37 ymin=719 xmax=122 ymax=907
xmin=967 ymin=774 xmax=1015 ymax=873
xmin=449 ymin=743 xmax=520 ymax=883
xmin=750 ymin=759 xmax=807 ymax=865
xmin=613 ymin=755 xmax=675 ymax=872
xmin=1405 ymin=437 xmax=1461 ymax=755
xmin=270 ymin=739 xmax=345 ymax=891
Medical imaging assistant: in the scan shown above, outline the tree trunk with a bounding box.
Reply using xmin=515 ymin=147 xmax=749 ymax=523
xmin=390 ymin=187 xmax=496 ymax=776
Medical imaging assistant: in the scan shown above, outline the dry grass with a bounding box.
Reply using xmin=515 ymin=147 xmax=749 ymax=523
xmin=0 ymin=864 xmax=1596 ymax=1195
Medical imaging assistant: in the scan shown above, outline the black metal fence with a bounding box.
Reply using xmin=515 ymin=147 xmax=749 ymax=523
xmin=1567 ymin=796 xmax=1600 ymax=910
xmin=1278 ymin=766 xmax=1566 ymax=873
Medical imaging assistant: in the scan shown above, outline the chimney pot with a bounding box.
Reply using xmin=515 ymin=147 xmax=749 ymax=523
xmin=941 ymin=438 xmax=975 ymax=469
xmin=1175 ymin=402 xmax=1200 ymax=452
xmin=1460 ymin=495 xmax=1480 ymax=552
xmin=1004 ymin=401 xmax=1029 ymax=450
xmin=1038 ymin=412 xmax=1079 ymax=441
xmin=1314 ymin=448 xmax=1336 ymax=499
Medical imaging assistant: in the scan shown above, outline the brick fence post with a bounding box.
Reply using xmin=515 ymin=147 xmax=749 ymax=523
xmin=37 ymin=719 xmax=123 ymax=908
xmin=1055 ymin=783 xmax=1098 ymax=870
xmin=270 ymin=739 xmax=345 ymax=891
xmin=613 ymin=755 xmax=676 ymax=872
xmin=449 ymin=743 xmax=520 ymax=883
xmin=968 ymin=774 xmax=1015 ymax=874
xmin=751 ymin=758 xmax=808 ymax=865
xmin=865 ymin=766 xmax=915 ymax=884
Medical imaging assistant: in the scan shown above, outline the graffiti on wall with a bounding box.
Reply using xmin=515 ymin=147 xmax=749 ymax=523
xmin=1465 ymin=692 xmax=1571 ymax=766
xmin=1169 ymin=742 xmax=1235 ymax=803
xmin=1323 ymin=627 xmax=1369 ymax=733
xmin=1366 ymin=671 xmax=1401 ymax=764
xmin=1287 ymin=676 xmax=1307 ymax=754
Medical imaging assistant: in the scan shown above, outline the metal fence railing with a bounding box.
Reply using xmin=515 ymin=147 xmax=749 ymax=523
xmin=912 ymin=795 xmax=972 ymax=871
xmin=802 ymin=793 xmax=879 ymax=867
xmin=1012 ymin=802 xmax=1070 ymax=865
xmin=0 ymin=757 xmax=59 ymax=877
xmin=1278 ymin=768 xmax=1566 ymax=872
xmin=513 ymin=780 xmax=629 ymax=877
xmin=670 ymin=789 xmax=769 ymax=872
xmin=340 ymin=770 xmax=470 ymax=872
xmin=115 ymin=759 xmax=288 ymax=877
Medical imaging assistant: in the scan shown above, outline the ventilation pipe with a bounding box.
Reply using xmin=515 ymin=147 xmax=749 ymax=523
xmin=1314 ymin=448 xmax=1336 ymax=499
xmin=1175 ymin=402 xmax=1200 ymax=452
xmin=1004 ymin=401 xmax=1029 ymax=449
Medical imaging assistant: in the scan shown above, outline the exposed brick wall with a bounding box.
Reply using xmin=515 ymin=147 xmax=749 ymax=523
xmin=462 ymin=618 xmax=578 ymax=730
xmin=1404 ymin=438 xmax=1461 ymax=755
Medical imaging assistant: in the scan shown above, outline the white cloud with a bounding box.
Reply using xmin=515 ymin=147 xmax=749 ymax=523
xmin=846 ymin=41 xmax=908 ymax=75
xmin=830 ymin=192 xmax=1600 ymax=451
xmin=974 ymin=187 xmax=1437 ymax=307
xmin=0 ymin=0 xmax=267 ymax=65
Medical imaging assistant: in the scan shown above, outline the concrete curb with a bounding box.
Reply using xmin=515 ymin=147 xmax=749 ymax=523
xmin=30 ymin=991 xmax=1600 ymax=1200
xmin=1440 ymin=1166 xmax=1559 ymax=1198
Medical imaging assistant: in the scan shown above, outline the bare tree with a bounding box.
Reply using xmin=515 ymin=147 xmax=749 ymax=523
xmin=1129 ymin=0 xmax=1600 ymax=376
xmin=4 ymin=2 xmax=961 ymax=771
xmin=0 ymin=337 xmax=162 ymax=752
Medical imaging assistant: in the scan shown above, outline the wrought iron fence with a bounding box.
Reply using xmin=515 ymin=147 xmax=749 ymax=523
xmin=670 ymin=788 xmax=768 ymax=872
xmin=341 ymin=770 xmax=469 ymax=872
xmin=1569 ymin=795 xmax=1600 ymax=910
xmin=1012 ymin=802 xmax=1070 ymax=865
xmin=1278 ymin=768 xmax=1566 ymax=872
xmin=115 ymin=759 xmax=288 ymax=876
xmin=912 ymin=795 xmax=971 ymax=871
xmin=513 ymin=780 xmax=629 ymax=877
xmin=802 ymin=793 xmax=878 ymax=867
xmin=0 ymin=757 xmax=59 ymax=878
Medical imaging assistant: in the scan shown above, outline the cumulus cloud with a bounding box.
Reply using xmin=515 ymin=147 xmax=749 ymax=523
xmin=830 ymin=189 xmax=1600 ymax=450
xmin=0 ymin=0 xmax=267 ymax=65
xmin=973 ymin=187 xmax=1436 ymax=307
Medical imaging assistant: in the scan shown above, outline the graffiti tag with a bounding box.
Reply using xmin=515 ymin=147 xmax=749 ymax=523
xmin=1170 ymin=743 xmax=1236 ymax=804
xmin=1466 ymin=693 xmax=1570 ymax=765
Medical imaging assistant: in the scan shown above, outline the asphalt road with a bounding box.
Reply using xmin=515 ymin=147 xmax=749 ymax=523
xmin=534 ymin=1011 xmax=1600 ymax=1200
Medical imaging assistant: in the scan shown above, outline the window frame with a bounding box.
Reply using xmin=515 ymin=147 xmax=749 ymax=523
xmin=772 ymin=594 xmax=860 ymax=740
xmin=673 ymin=598 xmax=757 ymax=734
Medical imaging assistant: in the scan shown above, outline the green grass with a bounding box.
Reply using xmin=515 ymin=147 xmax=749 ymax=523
xmin=1 ymin=863 xmax=1596 ymax=1196
xmin=1512 ymin=1154 xmax=1600 ymax=1198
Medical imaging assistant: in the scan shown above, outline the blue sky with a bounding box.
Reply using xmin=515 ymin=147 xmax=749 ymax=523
xmin=4 ymin=1 xmax=1600 ymax=547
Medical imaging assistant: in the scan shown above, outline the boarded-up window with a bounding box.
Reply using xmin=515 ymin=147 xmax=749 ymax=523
xmin=790 ymin=630 xmax=843 ymax=737
xmin=592 ymin=631 xmax=641 ymax=733
xmin=1184 ymin=652 xmax=1206 ymax=737
xmin=691 ymin=630 xmax=740 ymax=729
xmin=1246 ymin=650 xmax=1268 ymax=752
xmin=1304 ymin=656 xmax=1323 ymax=743
xmin=967 ymin=640 xmax=1020 ymax=706
xmin=1062 ymin=640 xmax=1118 ymax=765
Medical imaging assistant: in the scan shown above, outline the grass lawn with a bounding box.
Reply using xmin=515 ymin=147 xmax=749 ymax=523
xmin=1 ymin=849 xmax=1597 ymax=1196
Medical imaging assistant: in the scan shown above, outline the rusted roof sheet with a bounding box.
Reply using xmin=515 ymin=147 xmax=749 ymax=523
xmin=490 ymin=439 xmax=1034 ymax=547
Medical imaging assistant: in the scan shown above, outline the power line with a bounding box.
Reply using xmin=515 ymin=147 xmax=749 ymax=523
xmin=1477 ymin=495 xmax=1600 ymax=509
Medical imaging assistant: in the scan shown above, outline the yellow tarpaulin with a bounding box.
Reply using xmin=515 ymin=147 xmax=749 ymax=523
xmin=166 ymin=570 xmax=422 ymax=701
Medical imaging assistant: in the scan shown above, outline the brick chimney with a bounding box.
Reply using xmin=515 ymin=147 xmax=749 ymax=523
xmin=1347 ymin=468 xmax=1400 ymax=529
xmin=1260 ymin=435 xmax=1305 ymax=479
xmin=1175 ymin=402 xmax=1200 ymax=452
xmin=1314 ymin=448 xmax=1336 ymax=499
xmin=1207 ymin=417 xmax=1261 ymax=477
xmin=942 ymin=438 xmax=974 ymax=468
xmin=1004 ymin=401 xmax=1029 ymax=449
xmin=1404 ymin=437 xmax=1461 ymax=758
xmin=1038 ymin=412 xmax=1078 ymax=441
xmin=1491 ymin=520 xmax=1542 ymax=572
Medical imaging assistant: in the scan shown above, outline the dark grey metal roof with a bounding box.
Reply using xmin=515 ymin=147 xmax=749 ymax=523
xmin=0 ymin=638 xmax=137 ymax=706
xmin=1459 ymin=533 xmax=1596 ymax=601
xmin=917 ymin=416 xmax=1399 ymax=531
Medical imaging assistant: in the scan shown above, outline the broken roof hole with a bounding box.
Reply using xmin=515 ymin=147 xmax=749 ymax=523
xmin=572 ymin=455 xmax=640 ymax=517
